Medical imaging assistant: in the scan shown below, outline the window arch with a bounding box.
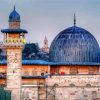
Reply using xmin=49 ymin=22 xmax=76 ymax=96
xmin=88 ymin=67 xmax=96 ymax=74
xmin=69 ymin=83 xmax=75 ymax=87
xmin=86 ymin=84 xmax=91 ymax=87
xmin=70 ymin=66 xmax=78 ymax=75
xmin=24 ymin=70 xmax=29 ymax=76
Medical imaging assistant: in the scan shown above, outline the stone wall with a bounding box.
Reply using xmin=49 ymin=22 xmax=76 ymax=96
xmin=46 ymin=75 xmax=100 ymax=86
xmin=21 ymin=75 xmax=100 ymax=100
xmin=22 ymin=86 xmax=38 ymax=100
xmin=2 ymin=74 xmax=100 ymax=100
xmin=46 ymin=75 xmax=100 ymax=100
xmin=21 ymin=85 xmax=100 ymax=100
xmin=7 ymin=48 xmax=22 ymax=100
xmin=50 ymin=87 xmax=100 ymax=100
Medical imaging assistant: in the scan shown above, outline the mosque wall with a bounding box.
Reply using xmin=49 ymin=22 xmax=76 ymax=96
xmin=22 ymin=86 xmax=38 ymax=100
xmin=22 ymin=78 xmax=45 ymax=85
xmin=46 ymin=75 xmax=100 ymax=86
xmin=0 ymin=64 xmax=48 ymax=85
xmin=0 ymin=64 xmax=100 ymax=100
xmin=19 ymin=75 xmax=100 ymax=100
xmin=48 ymin=87 xmax=100 ymax=100
xmin=21 ymin=83 xmax=100 ymax=100
xmin=22 ymin=65 xmax=49 ymax=76
xmin=0 ymin=64 xmax=49 ymax=76
xmin=50 ymin=65 xmax=99 ymax=75
xmin=0 ymin=78 xmax=46 ymax=86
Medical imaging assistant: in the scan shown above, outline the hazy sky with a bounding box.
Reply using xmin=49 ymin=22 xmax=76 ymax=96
xmin=0 ymin=0 xmax=100 ymax=47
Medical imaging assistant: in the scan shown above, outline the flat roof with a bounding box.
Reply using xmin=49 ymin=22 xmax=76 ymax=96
xmin=1 ymin=29 xmax=28 ymax=33
xmin=0 ymin=60 xmax=100 ymax=66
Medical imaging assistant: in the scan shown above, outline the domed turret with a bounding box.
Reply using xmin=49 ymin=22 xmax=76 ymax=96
xmin=1 ymin=6 xmax=28 ymax=44
xmin=49 ymin=17 xmax=100 ymax=63
xmin=9 ymin=5 xmax=20 ymax=22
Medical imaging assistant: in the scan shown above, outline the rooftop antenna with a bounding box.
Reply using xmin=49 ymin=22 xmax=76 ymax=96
xmin=74 ymin=13 xmax=76 ymax=26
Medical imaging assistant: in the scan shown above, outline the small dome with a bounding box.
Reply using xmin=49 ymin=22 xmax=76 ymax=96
xmin=49 ymin=26 xmax=100 ymax=63
xmin=9 ymin=6 xmax=20 ymax=22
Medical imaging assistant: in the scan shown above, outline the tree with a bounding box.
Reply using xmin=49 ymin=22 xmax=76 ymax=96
xmin=22 ymin=43 xmax=40 ymax=59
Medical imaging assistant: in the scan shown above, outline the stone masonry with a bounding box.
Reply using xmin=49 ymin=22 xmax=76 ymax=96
xmin=7 ymin=48 xmax=22 ymax=100
xmin=21 ymin=75 xmax=100 ymax=100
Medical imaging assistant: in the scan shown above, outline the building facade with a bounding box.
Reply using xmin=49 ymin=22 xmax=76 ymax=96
xmin=0 ymin=7 xmax=100 ymax=100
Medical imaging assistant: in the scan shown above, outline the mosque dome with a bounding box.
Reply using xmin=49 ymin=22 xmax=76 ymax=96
xmin=9 ymin=6 xmax=20 ymax=22
xmin=49 ymin=25 xmax=100 ymax=63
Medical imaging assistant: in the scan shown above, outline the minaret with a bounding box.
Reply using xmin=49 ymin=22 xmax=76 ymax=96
xmin=1 ymin=6 xmax=27 ymax=100
xmin=44 ymin=36 xmax=48 ymax=48
xmin=42 ymin=36 xmax=49 ymax=52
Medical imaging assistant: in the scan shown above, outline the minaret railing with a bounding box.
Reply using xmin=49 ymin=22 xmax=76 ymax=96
xmin=3 ymin=38 xmax=24 ymax=46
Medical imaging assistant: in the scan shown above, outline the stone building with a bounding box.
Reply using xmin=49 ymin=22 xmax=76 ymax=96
xmin=0 ymin=7 xmax=100 ymax=100
xmin=41 ymin=36 xmax=49 ymax=53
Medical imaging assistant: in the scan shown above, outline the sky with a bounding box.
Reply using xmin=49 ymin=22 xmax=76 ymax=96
xmin=0 ymin=0 xmax=100 ymax=48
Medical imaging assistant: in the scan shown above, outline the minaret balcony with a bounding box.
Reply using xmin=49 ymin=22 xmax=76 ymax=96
xmin=3 ymin=38 xmax=25 ymax=47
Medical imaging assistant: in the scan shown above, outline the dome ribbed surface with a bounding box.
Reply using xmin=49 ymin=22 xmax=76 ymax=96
xmin=49 ymin=26 xmax=100 ymax=63
xmin=9 ymin=8 xmax=20 ymax=22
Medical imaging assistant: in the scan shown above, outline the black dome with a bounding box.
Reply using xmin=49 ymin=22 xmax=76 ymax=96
xmin=49 ymin=26 xmax=100 ymax=63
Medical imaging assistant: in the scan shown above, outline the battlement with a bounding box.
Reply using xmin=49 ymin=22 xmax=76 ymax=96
xmin=3 ymin=38 xmax=25 ymax=47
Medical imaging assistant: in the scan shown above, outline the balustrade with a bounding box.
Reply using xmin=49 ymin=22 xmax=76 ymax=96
xmin=3 ymin=38 xmax=24 ymax=46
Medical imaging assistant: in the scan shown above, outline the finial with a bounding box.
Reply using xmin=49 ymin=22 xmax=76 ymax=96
xmin=45 ymin=35 xmax=47 ymax=39
xmin=44 ymin=35 xmax=48 ymax=41
xmin=14 ymin=5 xmax=15 ymax=11
xmin=74 ymin=13 xmax=76 ymax=26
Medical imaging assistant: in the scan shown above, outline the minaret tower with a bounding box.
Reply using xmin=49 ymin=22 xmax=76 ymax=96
xmin=1 ymin=6 xmax=27 ymax=100
xmin=42 ymin=36 xmax=49 ymax=52
xmin=44 ymin=36 xmax=48 ymax=49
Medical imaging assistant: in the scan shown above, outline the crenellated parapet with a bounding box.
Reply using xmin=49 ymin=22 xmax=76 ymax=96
xmin=3 ymin=38 xmax=24 ymax=48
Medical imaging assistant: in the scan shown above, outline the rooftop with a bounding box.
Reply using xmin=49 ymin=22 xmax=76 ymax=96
xmin=0 ymin=60 xmax=100 ymax=65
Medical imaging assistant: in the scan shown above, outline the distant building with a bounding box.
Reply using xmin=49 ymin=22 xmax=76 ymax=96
xmin=41 ymin=36 xmax=49 ymax=52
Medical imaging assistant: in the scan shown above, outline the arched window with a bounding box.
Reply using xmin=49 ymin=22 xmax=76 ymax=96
xmin=86 ymin=84 xmax=91 ymax=87
xmin=88 ymin=67 xmax=96 ymax=74
xmin=69 ymin=83 xmax=75 ymax=87
xmin=54 ymin=83 xmax=58 ymax=87
xmin=32 ymin=70 xmax=37 ymax=76
xmin=70 ymin=66 xmax=78 ymax=75
xmin=24 ymin=70 xmax=29 ymax=76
